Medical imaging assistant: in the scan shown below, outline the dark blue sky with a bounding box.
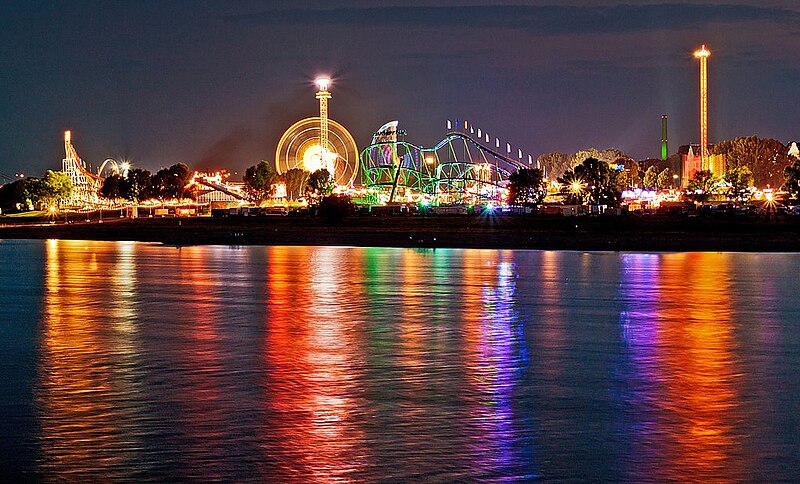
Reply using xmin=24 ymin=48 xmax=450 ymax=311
xmin=2 ymin=1 xmax=798 ymax=176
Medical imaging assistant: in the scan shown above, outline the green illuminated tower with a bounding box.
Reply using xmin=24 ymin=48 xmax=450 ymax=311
xmin=661 ymin=114 xmax=668 ymax=161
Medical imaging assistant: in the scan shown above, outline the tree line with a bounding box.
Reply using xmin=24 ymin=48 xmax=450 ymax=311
xmin=508 ymin=150 xmax=800 ymax=208
xmin=0 ymin=170 xmax=72 ymax=212
xmin=536 ymin=136 xmax=795 ymax=191
xmin=243 ymin=161 xmax=334 ymax=205
xmin=100 ymin=163 xmax=195 ymax=201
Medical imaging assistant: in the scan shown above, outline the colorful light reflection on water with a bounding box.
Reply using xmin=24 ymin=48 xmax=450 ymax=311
xmin=1 ymin=241 xmax=799 ymax=480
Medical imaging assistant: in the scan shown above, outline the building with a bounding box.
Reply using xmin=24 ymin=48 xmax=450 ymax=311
xmin=789 ymin=141 xmax=799 ymax=159
xmin=680 ymin=144 xmax=726 ymax=187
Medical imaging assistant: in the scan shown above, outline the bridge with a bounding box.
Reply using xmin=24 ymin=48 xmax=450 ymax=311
xmin=0 ymin=171 xmax=15 ymax=185
xmin=360 ymin=121 xmax=533 ymax=204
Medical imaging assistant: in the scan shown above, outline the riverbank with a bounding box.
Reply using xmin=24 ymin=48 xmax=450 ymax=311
xmin=2 ymin=214 xmax=800 ymax=251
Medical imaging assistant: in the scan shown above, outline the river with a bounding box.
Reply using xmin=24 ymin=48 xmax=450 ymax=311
xmin=1 ymin=240 xmax=799 ymax=481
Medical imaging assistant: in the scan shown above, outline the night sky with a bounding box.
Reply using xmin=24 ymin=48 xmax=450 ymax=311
xmin=2 ymin=1 xmax=798 ymax=177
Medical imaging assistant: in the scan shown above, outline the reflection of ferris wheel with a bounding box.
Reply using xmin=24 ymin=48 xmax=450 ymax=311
xmin=275 ymin=117 xmax=358 ymax=186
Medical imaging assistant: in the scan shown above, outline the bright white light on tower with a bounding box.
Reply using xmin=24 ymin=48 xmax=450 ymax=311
xmin=316 ymin=77 xmax=330 ymax=91
xmin=694 ymin=45 xmax=710 ymax=58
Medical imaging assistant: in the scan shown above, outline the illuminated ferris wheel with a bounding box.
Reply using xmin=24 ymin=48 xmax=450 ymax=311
xmin=275 ymin=79 xmax=359 ymax=187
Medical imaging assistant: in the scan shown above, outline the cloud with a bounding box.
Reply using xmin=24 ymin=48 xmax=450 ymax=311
xmin=226 ymin=4 xmax=800 ymax=35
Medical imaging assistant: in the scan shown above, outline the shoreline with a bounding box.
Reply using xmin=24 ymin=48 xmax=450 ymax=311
xmin=2 ymin=214 xmax=800 ymax=252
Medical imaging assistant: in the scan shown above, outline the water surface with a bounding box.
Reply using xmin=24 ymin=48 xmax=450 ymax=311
xmin=1 ymin=240 xmax=799 ymax=481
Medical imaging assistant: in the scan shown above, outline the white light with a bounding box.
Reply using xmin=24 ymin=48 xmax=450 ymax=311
xmin=316 ymin=77 xmax=330 ymax=91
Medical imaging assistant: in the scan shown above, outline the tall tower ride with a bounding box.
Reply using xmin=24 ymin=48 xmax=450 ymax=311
xmin=694 ymin=45 xmax=711 ymax=169
xmin=661 ymin=114 xmax=669 ymax=161
xmin=275 ymin=77 xmax=359 ymax=187
xmin=315 ymin=78 xmax=332 ymax=163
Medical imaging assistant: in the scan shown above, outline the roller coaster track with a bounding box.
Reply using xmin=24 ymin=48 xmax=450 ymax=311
xmin=360 ymin=130 xmax=530 ymax=203
xmin=61 ymin=132 xmax=119 ymax=206
xmin=194 ymin=178 xmax=247 ymax=201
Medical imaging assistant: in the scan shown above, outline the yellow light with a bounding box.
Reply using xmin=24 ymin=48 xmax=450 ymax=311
xmin=765 ymin=192 xmax=774 ymax=202
xmin=274 ymin=183 xmax=287 ymax=199
xmin=316 ymin=77 xmax=330 ymax=91
xmin=301 ymin=144 xmax=337 ymax=174
xmin=571 ymin=182 xmax=582 ymax=193
xmin=694 ymin=45 xmax=711 ymax=58
xmin=49 ymin=205 xmax=57 ymax=213
xmin=425 ymin=156 xmax=435 ymax=164
xmin=64 ymin=130 xmax=71 ymax=143
xmin=120 ymin=162 xmax=130 ymax=171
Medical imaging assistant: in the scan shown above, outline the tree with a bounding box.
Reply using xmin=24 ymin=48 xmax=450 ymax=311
xmin=175 ymin=164 xmax=197 ymax=200
xmin=783 ymin=159 xmax=800 ymax=201
xmin=122 ymin=168 xmax=152 ymax=202
xmin=617 ymin=157 xmax=640 ymax=188
xmin=305 ymin=169 xmax=334 ymax=205
xmin=29 ymin=170 xmax=72 ymax=208
xmin=151 ymin=163 xmax=194 ymax=200
xmin=656 ymin=168 xmax=671 ymax=190
xmin=507 ymin=168 xmax=546 ymax=206
xmin=100 ymin=174 xmax=124 ymax=199
xmin=713 ymin=136 xmax=791 ymax=188
xmin=558 ymin=157 xmax=621 ymax=206
xmin=642 ymin=166 xmax=658 ymax=189
xmin=614 ymin=170 xmax=631 ymax=193
xmin=150 ymin=169 xmax=170 ymax=200
xmin=724 ymin=166 xmax=753 ymax=201
xmin=281 ymin=168 xmax=309 ymax=201
xmin=243 ymin=161 xmax=277 ymax=203
xmin=537 ymin=152 xmax=571 ymax=178
xmin=686 ymin=170 xmax=719 ymax=202
xmin=571 ymin=148 xmax=629 ymax=170
xmin=0 ymin=179 xmax=35 ymax=212
xmin=318 ymin=194 xmax=355 ymax=223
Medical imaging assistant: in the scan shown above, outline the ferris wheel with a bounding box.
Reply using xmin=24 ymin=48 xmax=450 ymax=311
xmin=275 ymin=117 xmax=358 ymax=187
